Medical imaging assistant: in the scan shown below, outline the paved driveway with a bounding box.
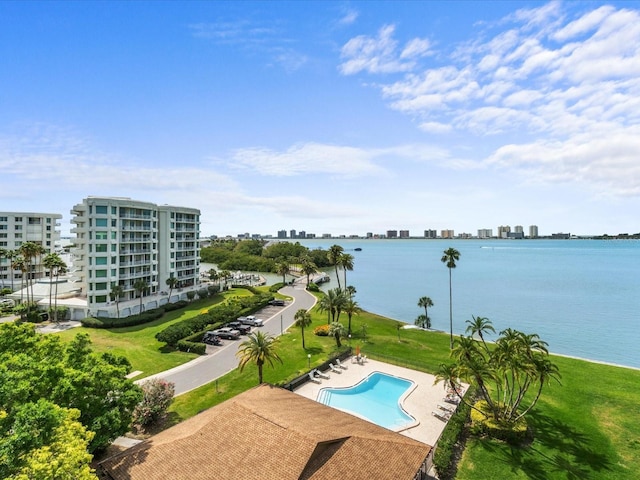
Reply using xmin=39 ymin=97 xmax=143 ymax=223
xmin=140 ymin=281 xmax=317 ymax=395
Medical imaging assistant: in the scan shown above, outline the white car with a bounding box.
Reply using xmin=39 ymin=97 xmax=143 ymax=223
xmin=243 ymin=315 xmax=264 ymax=327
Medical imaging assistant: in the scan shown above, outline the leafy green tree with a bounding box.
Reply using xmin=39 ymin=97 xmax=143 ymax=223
xmin=316 ymin=288 xmax=346 ymax=324
xmin=294 ymin=309 xmax=312 ymax=349
xmin=328 ymin=321 xmax=347 ymax=348
xmin=165 ymin=276 xmax=178 ymax=301
xmin=236 ymin=331 xmax=282 ymax=384
xmin=327 ymin=245 xmax=344 ymax=289
xmin=133 ymin=279 xmax=148 ymax=313
xmin=0 ymin=399 xmax=97 ymax=480
xmin=465 ymin=315 xmax=495 ymax=349
xmin=441 ymin=247 xmax=461 ymax=349
xmin=0 ymin=323 xmax=142 ymax=454
xmin=186 ymin=290 xmax=196 ymax=302
xmin=110 ymin=284 xmax=124 ymax=319
xmin=435 ymin=318 xmax=561 ymax=429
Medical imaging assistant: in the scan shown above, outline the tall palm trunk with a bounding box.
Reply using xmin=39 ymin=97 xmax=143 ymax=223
xmin=448 ymin=268 xmax=453 ymax=349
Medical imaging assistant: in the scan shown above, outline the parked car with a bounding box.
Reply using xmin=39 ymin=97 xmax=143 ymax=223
xmin=225 ymin=322 xmax=251 ymax=334
xmin=202 ymin=332 xmax=222 ymax=345
xmin=211 ymin=327 xmax=241 ymax=340
xmin=268 ymin=299 xmax=285 ymax=306
xmin=243 ymin=315 xmax=264 ymax=327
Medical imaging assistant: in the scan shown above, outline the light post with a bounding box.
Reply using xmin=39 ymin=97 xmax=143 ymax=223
xmin=281 ymin=314 xmax=283 ymax=335
xmin=307 ymin=353 xmax=311 ymax=369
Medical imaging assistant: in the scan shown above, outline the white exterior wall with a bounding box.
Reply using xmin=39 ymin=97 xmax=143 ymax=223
xmin=0 ymin=212 xmax=62 ymax=289
xmin=70 ymin=197 xmax=200 ymax=313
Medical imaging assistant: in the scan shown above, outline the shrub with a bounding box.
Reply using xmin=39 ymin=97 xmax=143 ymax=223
xmin=433 ymin=389 xmax=473 ymax=480
xmin=314 ymin=324 xmax=330 ymax=336
xmin=469 ymin=400 xmax=529 ymax=443
xmin=176 ymin=339 xmax=206 ymax=355
xmin=269 ymin=282 xmax=285 ymax=292
xmin=132 ymin=378 xmax=175 ymax=428
xmin=163 ymin=300 xmax=189 ymax=312
xmin=197 ymin=288 xmax=209 ymax=299
xmin=306 ymin=283 xmax=319 ymax=292
xmin=81 ymin=308 xmax=165 ymax=329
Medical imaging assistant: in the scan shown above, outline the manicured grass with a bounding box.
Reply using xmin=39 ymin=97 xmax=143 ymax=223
xmin=54 ymin=289 xmax=253 ymax=378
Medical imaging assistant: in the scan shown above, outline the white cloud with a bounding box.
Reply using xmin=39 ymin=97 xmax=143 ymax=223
xmin=348 ymin=2 xmax=640 ymax=198
xmin=339 ymin=24 xmax=430 ymax=75
xmin=338 ymin=8 xmax=359 ymax=26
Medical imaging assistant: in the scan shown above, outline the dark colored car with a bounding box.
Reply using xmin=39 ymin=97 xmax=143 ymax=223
xmin=211 ymin=327 xmax=241 ymax=340
xmin=268 ymin=299 xmax=285 ymax=306
xmin=225 ymin=322 xmax=251 ymax=334
xmin=203 ymin=332 xmax=222 ymax=346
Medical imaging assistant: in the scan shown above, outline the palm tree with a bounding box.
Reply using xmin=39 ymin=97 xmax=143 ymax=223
xmin=338 ymin=253 xmax=354 ymax=291
xmin=327 ymin=244 xmax=344 ymax=289
xmin=110 ymin=284 xmax=124 ymax=319
xmin=236 ymin=331 xmax=283 ymax=384
xmin=165 ymin=276 xmax=178 ymax=301
xmin=20 ymin=242 xmax=44 ymax=304
xmin=417 ymin=296 xmax=434 ymax=325
xmin=441 ymin=247 xmax=461 ymax=349
xmin=133 ymin=279 xmax=148 ymax=314
xmin=465 ymin=315 xmax=495 ymax=351
xmin=294 ymin=309 xmax=312 ymax=349
xmin=299 ymin=257 xmax=317 ymax=287
xmin=208 ymin=268 xmax=219 ymax=285
xmin=343 ymin=298 xmax=361 ymax=335
xmin=275 ymin=260 xmax=290 ymax=285
xmin=415 ymin=314 xmax=430 ymax=329
xmin=43 ymin=253 xmax=58 ymax=317
xmin=328 ymin=321 xmax=347 ymax=348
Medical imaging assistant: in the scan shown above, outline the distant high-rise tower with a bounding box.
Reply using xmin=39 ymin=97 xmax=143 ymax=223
xmin=529 ymin=225 xmax=539 ymax=238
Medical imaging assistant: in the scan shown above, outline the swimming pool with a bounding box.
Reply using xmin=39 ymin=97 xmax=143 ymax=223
xmin=316 ymin=371 xmax=417 ymax=431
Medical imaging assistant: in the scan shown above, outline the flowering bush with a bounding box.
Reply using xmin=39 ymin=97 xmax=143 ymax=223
xmin=314 ymin=324 xmax=330 ymax=336
xmin=132 ymin=378 xmax=175 ymax=428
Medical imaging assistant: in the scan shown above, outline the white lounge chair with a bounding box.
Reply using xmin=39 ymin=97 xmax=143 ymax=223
xmin=438 ymin=403 xmax=455 ymax=413
xmin=308 ymin=372 xmax=321 ymax=384
xmin=314 ymin=369 xmax=330 ymax=380
xmin=329 ymin=363 xmax=342 ymax=374
xmin=336 ymin=359 xmax=348 ymax=370
xmin=432 ymin=410 xmax=451 ymax=422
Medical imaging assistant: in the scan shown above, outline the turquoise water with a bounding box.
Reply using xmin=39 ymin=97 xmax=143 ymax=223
xmin=299 ymin=239 xmax=640 ymax=369
xmin=317 ymin=371 xmax=415 ymax=430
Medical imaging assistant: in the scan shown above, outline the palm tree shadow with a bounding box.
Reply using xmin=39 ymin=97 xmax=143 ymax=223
xmin=482 ymin=411 xmax=612 ymax=479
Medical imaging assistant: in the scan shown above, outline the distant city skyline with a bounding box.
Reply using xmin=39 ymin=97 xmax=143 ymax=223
xmin=1 ymin=1 xmax=639 ymax=237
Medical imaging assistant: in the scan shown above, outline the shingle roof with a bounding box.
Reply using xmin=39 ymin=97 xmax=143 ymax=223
xmin=98 ymin=384 xmax=431 ymax=480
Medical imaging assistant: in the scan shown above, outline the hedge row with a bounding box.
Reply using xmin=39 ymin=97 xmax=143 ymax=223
xmin=432 ymin=388 xmax=473 ymax=480
xmin=155 ymin=304 xmax=240 ymax=346
xmin=80 ymin=300 xmax=190 ymax=329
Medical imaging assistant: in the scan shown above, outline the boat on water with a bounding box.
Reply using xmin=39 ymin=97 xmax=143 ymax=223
xmin=354 ymin=247 xmax=362 ymax=251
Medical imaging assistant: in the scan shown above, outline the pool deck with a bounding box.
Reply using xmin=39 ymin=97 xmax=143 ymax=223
xmin=294 ymin=357 xmax=466 ymax=447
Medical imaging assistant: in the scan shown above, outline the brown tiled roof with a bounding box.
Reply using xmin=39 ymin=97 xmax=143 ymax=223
xmin=98 ymin=384 xmax=431 ymax=480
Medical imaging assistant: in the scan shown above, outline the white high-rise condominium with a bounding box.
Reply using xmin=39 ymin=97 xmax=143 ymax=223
xmin=0 ymin=212 xmax=62 ymax=289
xmin=70 ymin=197 xmax=200 ymax=314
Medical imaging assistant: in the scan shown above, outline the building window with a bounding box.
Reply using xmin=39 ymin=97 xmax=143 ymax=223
xmin=96 ymin=206 xmax=108 ymax=214
xmin=14 ymin=217 xmax=22 ymax=222
xmin=96 ymin=218 xmax=108 ymax=227
xmin=0 ymin=216 xmax=7 ymax=221
xmin=95 ymin=295 xmax=107 ymax=303
xmin=95 ymin=270 xmax=107 ymax=278
xmin=14 ymin=233 xmax=22 ymax=239
xmin=95 ymin=231 xmax=107 ymax=240
xmin=111 ymin=206 xmax=117 ymax=215
xmin=14 ymin=225 xmax=22 ymax=230
xmin=0 ymin=226 xmax=6 ymax=230
xmin=46 ymin=218 xmax=51 ymax=224
xmin=95 ymin=282 xmax=107 ymax=290
xmin=95 ymin=244 xmax=107 ymax=253
xmin=95 ymin=257 xmax=107 ymax=265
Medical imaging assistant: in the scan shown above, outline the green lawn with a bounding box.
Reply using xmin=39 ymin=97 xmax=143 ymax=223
xmin=55 ymin=290 xmax=640 ymax=479
xmin=54 ymin=289 xmax=253 ymax=378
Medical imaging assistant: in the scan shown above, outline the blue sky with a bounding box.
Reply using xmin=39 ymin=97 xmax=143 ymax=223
xmin=1 ymin=1 xmax=640 ymax=237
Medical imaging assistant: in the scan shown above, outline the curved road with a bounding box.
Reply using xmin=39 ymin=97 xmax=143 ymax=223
xmin=140 ymin=280 xmax=317 ymax=395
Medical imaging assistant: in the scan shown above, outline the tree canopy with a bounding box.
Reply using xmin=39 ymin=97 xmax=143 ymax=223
xmin=0 ymin=323 xmax=143 ymax=473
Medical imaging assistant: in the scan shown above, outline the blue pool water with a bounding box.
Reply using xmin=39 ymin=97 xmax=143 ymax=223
xmin=317 ymin=372 xmax=416 ymax=430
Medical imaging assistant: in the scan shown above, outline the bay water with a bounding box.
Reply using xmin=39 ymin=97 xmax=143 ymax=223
xmin=297 ymin=239 xmax=640 ymax=370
